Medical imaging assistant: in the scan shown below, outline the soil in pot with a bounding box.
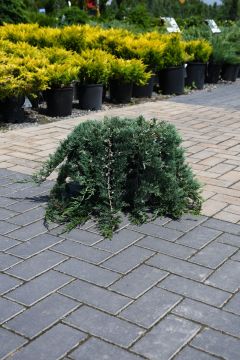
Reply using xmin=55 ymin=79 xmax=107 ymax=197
xmin=159 ymin=66 xmax=185 ymax=95
xmin=109 ymin=80 xmax=133 ymax=103
xmin=221 ymin=64 xmax=240 ymax=82
xmin=0 ymin=96 xmax=25 ymax=123
xmin=78 ymin=84 xmax=103 ymax=110
xmin=206 ymin=63 xmax=222 ymax=84
xmin=46 ymin=87 xmax=73 ymax=117
xmin=185 ymin=62 xmax=206 ymax=90
xmin=132 ymin=75 xmax=155 ymax=98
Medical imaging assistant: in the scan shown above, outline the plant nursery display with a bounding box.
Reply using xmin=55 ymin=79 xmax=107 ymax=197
xmin=33 ymin=116 xmax=202 ymax=238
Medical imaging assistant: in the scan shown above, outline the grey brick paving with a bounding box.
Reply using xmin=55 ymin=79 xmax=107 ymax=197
xmin=119 ymin=287 xmax=181 ymax=328
xmin=129 ymin=223 xmax=183 ymax=241
xmin=0 ymin=273 xmax=22 ymax=296
xmin=0 ymin=235 xmax=20 ymax=251
xmin=55 ymin=258 xmax=120 ymax=287
xmin=6 ymin=270 xmax=73 ymax=306
xmin=175 ymin=346 xmax=218 ymax=360
xmin=5 ymin=293 xmax=78 ymax=339
xmin=101 ymin=245 xmax=154 ymax=273
xmin=6 ymin=233 xmax=63 ymax=258
xmin=159 ymin=274 xmax=231 ymax=307
xmin=9 ymin=323 xmax=87 ymax=360
xmin=59 ymin=279 xmax=132 ymax=315
xmin=205 ymin=260 xmax=240 ymax=292
xmin=191 ymin=328 xmax=240 ymax=360
xmin=64 ymin=305 xmax=144 ymax=348
xmin=173 ymin=298 xmax=240 ymax=338
xmin=224 ymin=291 xmax=240 ymax=315
xmin=0 ymin=297 xmax=25 ymax=324
xmin=110 ymin=264 xmax=167 ymax=298
xmin=69 ymin=338 xmax=143 ymax=360
xmin=176 ymin=226 xmax=222 ymax=249
xmin=146 ymin=253 xmax=212 ymax=281
xmin=136 ymin=236 xmax=196 ymax=259
xmin=189 ymin=241 xmax=236 ymax=269
xmin=52 ymin=239 xmax=110 ymax=264
xmin=6 ymin=250 xmax=67 ymax=280
xmin=1 ymin=168 xmax=240 ymax=359
xmin=132 ymin=315 xmax=200 ymax=360
xmin=0 ymin=327 xmax=27 ymax=359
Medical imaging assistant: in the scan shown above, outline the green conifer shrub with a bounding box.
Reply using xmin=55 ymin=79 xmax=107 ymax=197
xmin=33 ymin=116 xmax=202 ymax=238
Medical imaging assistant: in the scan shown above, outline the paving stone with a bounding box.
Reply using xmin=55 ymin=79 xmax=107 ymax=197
xmin=110 ymin=264 xmax=167 ymax=298
xmin=175 ymin=346 xmax=218 ymax=360
xmin=216 ymin=232 xmax=240 ymax=247
xmin=6 ymin=200 xmax=40 ymax=213
xmin=95 ymin=229 xmax=143 ymax=253
xmin=0 ymin=273 xmax=22 ymax=295
xmin=159 ymin=274 xmax=231 ymax=307
xmin=146 ymin=253 xmax=212 ymax=281
xmin=65 ymin=306 xmax=144 ymax=348
xmin=6 ymin=233 xmax=63 ymax=258
xmin=231 ymin=250 xmax=240 ymax=261
xmin=136 ymin=236 xmax=196 ymax=259
xmin=189 ymin=241 xmax=236 ymax=269
xmin=0 ymin=207 xmax=17 ymax=220
xmin=205 ymin=260 xmax=240 ymax=292
xmin=0 ymin=221 xmax=20 ymax=235
xmin=173 ymin=298 xmax=240 ymax=338
xmin=59 ymin=279 xmax=131 ymax=315
xmin=132 ymin=315 xmax=200 ymax=360
xmin=203 ymin=218 xmax=240 ymax=235
xmin=129 ymin=223 xmax=183 ymax=241
xmin=61 ymin=229 xmax=102 ymax=245
xmin=52 ymin=240 xmax=110 ymax=264
xmin=69 ymin=337 xmax=142 ymax=360
xmin=0 ymin=252 xmax=22 ymax=270
xmin=191 ymin=328 xmax=240 ymax=360
xmin=0 ymin=297 xmax=25 ymax=324
xmin=165 ymin=215 xmax=207 ymax=232
xmin=55 ymin=258 xmax=120 ymax=287
xmin=0 ymin=196 xmax=17 ymax=207
xmin=8 ymin=207 xmax=45 ymax=226
xmin=6 ymin=270 xmax=73 ymax=306
xmin=0 ymin=327 xmax=27 ymax=359
xmin=10 ymin=323 xmax=87 ymax=360
xmin=6 ymin=293 xmax=78 ymax=339
xmin=176 ymin=226 xmax=221 ymax=249
xmin=6 ymin=250 xmax=67 ymax=280
xmin=0 ymin=234 xmax=20 ymax=251
xmin=224 ymin=292 xmax=240 ymax=315
xmin=101 ymin=246 xmax=154 ymax=274
xmin=120 ymin=287 xmax=181 ymax=328
xmin=7 ymin=220 xmax=48 ymax=241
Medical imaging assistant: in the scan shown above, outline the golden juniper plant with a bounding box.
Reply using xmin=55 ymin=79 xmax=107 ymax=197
xmin=33 ymin=116 xmax=202 ymax=238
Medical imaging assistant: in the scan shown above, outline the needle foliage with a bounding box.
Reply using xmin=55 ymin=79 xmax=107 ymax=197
xmin=33 ymin=116 xmax=202 ymax=238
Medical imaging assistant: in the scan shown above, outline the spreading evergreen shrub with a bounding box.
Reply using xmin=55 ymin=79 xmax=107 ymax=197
xmin=33 ymin=116 xmax=202 ymax=238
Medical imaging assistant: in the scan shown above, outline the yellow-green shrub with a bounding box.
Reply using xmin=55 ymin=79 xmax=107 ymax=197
xmin=185 ymin=39 xmax=212 ymax=63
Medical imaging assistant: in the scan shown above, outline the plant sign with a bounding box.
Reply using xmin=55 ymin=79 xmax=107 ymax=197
xmin=161 ymin=17 xmax=181 ymax=33
xmin=205 ymin=19 xmax=221 ymax=34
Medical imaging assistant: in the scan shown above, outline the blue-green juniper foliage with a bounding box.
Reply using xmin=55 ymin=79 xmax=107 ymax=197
xmin=33 ymin=116 xmax=202 ymax=238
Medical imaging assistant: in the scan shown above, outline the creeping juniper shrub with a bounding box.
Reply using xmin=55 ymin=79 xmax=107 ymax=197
xmin=33 ymin=116 xmax=202 ymax=238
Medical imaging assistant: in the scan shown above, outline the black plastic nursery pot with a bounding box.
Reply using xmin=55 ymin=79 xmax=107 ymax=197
xmin=159 ymin=65 xmax=185 ymax=95
xmin=132 ymin=75 xmax=155 ymax=98
xmin=221 ymin=64 xmax=240 ymax=82
xmin=46 ymin=87 xmax=73 ymax=117
xmin=0 ymin=96 xmax=25 ymax=123
xmin=185 ymin=62 xmax=206 ymax=90
xmin=78 ymin=84 xmax=103 ymax=110
xmin=206 ymin=63 xmax=222 ymax=84
xmin=109 ymin=80 xmax=133 ymax=103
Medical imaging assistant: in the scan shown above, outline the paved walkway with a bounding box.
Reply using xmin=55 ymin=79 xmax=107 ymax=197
xmin=0 ymin=81 xmax=240 ymax=359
